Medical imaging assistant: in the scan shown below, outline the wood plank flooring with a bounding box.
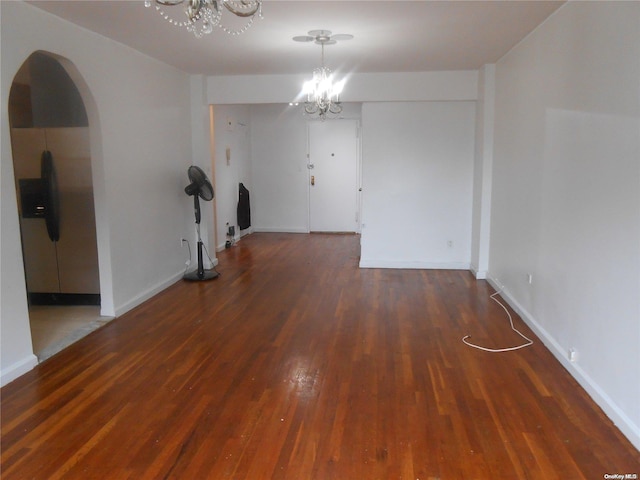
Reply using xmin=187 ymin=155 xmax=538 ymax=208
xmin=2 ymin=233 xmax=638 ymax=479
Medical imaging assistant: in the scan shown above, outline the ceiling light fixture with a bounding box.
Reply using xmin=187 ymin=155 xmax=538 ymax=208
xmin=145 ymin=0 xmax=263 ymax=38
xmin=294 ymin=30 xmax=353 ymax=120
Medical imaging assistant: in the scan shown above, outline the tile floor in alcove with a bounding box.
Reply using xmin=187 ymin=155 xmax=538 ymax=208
xmin=29 ymin=305 xmax=113 ymax=361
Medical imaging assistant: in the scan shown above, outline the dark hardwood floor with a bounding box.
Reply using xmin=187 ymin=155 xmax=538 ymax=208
xmin=2 ymin=233 xmax=638 ymax=479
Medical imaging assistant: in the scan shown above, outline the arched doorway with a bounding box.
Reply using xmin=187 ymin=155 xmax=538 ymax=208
xmin=8 ymin=51 xmax=108 ymax=360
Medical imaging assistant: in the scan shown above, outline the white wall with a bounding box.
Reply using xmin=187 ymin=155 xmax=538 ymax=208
xmin=490 ymin=1 xmax=640 ymax=448
xmin=207 ymin=71 xmax=478 ymax=238
xmin=240 ymin=100 xmax=478 ymax=270
xmin=206 ymin=71 xmax=478 ymax=104
xmin=360 ymin=102 xmax=476 ymax=269
xmin=470 ymin=64 xmax=495 ymax=279
xmin=248 ymin=104 xmax=311 ymax=232
xmin=247 ymin=103 xmax=364 ymax=234
xmin=189 ymin=75 xmax=217 ymax=263
xmin=1 ymin=2 xmax=194 ymax=385
xmin=212 ymin=104 xmax=253 ymax=250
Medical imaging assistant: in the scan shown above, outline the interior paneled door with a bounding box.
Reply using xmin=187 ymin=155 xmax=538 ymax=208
xmin=308 ymin=120 xmax=359 ymax=232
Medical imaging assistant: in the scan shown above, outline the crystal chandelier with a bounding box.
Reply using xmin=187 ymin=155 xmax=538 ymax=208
xmin=145 ymin=0 xmax=263 ymax=38
xmin=295 ymin=30 xmax=352 ymax=120
xmin=302 ymin=52 xmax=345 ymax=120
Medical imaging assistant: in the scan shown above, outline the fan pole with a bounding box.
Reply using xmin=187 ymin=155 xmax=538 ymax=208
xmin=197 ymin=225 xmax=205 ymax=278
xmin=184 ymin=236 xmax=218 ymax=281
xmin=194 ymin=239 xmax=208 ymax=279
xmin=184 ymin=198 xmax=218 ymax=281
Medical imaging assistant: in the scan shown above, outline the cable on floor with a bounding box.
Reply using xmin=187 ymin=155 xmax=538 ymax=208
xmin=462 ymin=289 xmax=533 ymax=352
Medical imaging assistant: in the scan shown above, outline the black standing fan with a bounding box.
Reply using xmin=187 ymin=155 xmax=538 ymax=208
xmin=183 ymin=166 xmax=218 ymax=281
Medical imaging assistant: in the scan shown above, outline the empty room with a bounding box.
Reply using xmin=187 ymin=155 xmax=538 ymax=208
xmin=1 ymin=1 xmax=639 ymax=478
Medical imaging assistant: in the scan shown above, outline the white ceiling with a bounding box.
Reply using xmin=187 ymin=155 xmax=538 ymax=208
xmin=28 ymin=0 xmax=564 ymax=76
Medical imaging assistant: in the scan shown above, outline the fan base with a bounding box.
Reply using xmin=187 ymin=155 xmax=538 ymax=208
xmin=183 ymin=270 xmax=219 ymax=282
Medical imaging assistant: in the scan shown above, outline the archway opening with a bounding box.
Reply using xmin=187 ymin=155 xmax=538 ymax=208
xmin=9 ymin=51 xmax=109 ymax=360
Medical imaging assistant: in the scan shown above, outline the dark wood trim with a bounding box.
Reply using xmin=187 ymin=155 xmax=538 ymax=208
xmin=27 ymin=292 xmax=101 ymax=306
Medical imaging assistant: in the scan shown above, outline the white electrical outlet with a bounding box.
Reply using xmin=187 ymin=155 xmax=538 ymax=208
xmin=569 ymin=348 xmax=578 ymax=362
xmin=527 ymin=273 xmax=533 ymax=284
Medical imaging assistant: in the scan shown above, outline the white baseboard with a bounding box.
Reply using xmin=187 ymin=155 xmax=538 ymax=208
xmin=486 ymin=275 xmax=640 ymax=451
xmin=216 ymin=228 xmax=253 ymax=252
xmin=1 ymin=353 xmax=38 ymax=387
xmin=114 ymin=270 xmax=185 ymax=317
xmin=469 ymin=265 xmax=487 ymax=279
xmin=359 ymin=259 xmax=471 ymax=270
xmin=252 ymin=227 xmax=309 ymax=234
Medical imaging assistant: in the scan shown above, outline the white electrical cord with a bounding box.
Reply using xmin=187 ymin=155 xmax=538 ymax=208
xmin=182 ymin=239 xmax=192 ymax=276
xmin=181 ymin=239 xmax=221 ymax=277
xmin=462 ymin=289 xmax=533 ymax=352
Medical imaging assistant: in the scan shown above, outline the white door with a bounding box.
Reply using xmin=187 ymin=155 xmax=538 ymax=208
xmin=308 ymin=120 xmax=359 ymax=232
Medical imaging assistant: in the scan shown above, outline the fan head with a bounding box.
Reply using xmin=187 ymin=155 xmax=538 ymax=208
xmin=185 ymin=165 xmax=214 ymax=201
